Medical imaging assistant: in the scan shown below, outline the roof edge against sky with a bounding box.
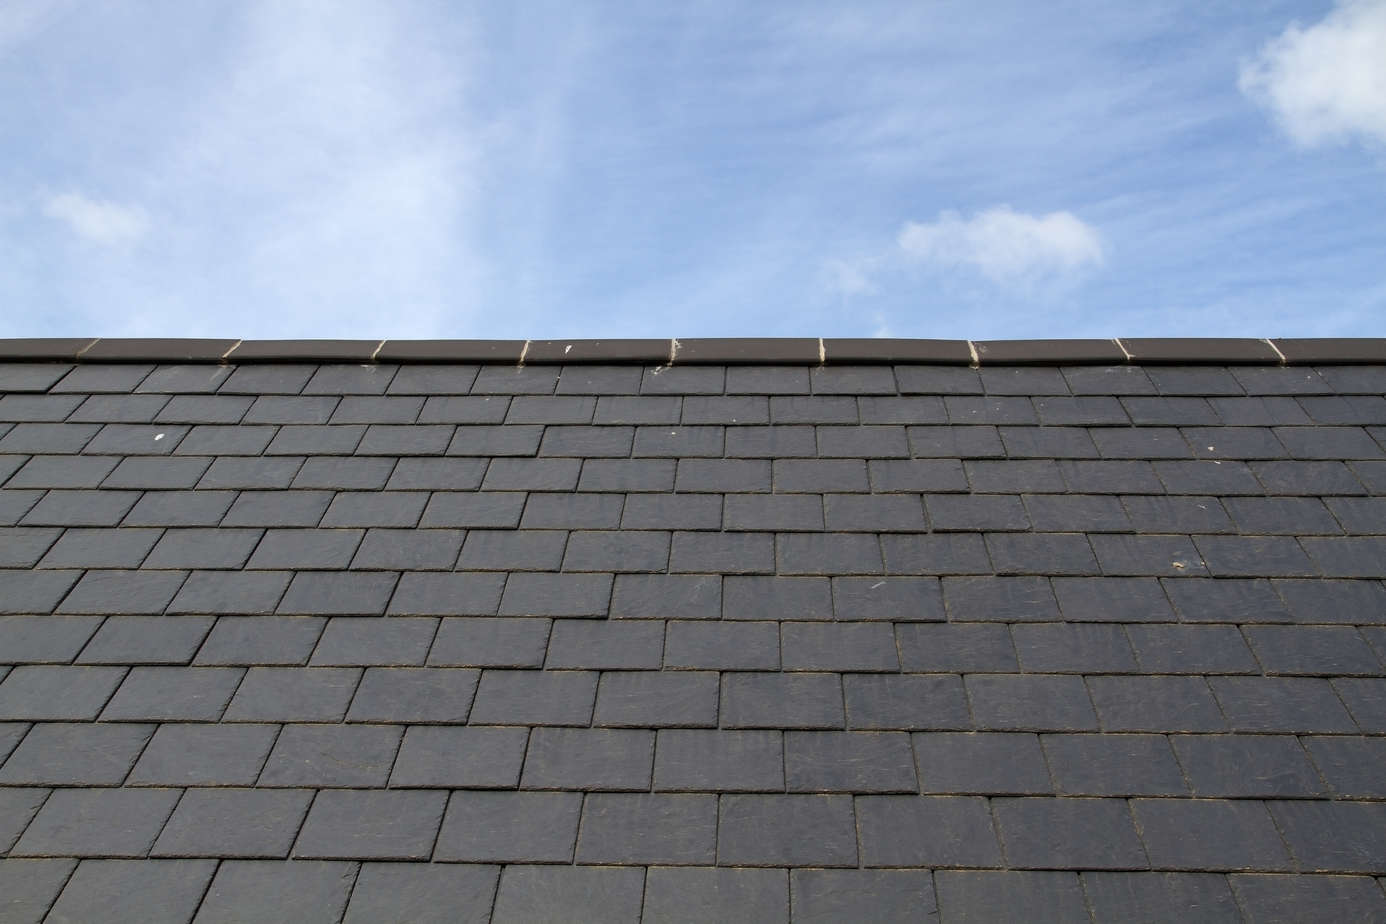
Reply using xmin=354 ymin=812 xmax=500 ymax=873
xmin=1 ymin=337 xmax=1384 ymax=365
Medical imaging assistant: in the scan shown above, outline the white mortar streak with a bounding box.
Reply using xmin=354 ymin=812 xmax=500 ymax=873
xmin=966 ymin=340 xmax=980 ymax=367
xmin=818 ymin=338 xmax=826 ymax=364
xmin=518 ymin=340 xmax=530 ymax=367
xmin=221 ymin=340 xmax=243 ymax=361
xmin=1114 ymin=338 xmax=1133 ymax=362
xmin=669 ymin=339 xmax=680 ymax=365
xmin=1265 ymin=338 xmax=1287 ymax=365
xmin=369 ymin=340 xmax=385 ymax=362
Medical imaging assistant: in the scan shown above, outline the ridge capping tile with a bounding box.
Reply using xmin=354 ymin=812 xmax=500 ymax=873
xmin=375 ymin=339 xmax=527 ymax=363
xmin=228 ymin=339 xmax=382 ymax=362
xmin=80 ymin=338 xmax=240 ymax=362
xmin=823 ymin=338 xmax=971 ymax=364
xmin=523 ymin=339 xmax=670 ymax=363
xmin=675 ymin=338 xmax=821 ymax=364
xmin=1271 ymin=338 xmax=1386 ymax=364
xmin=973 ymin=339 xmax=1125 ymax=365
xmin=0 ymin=337 xmax=98 ymax=360
xmin=1117 ymin=338 xmax=1280 ymax=364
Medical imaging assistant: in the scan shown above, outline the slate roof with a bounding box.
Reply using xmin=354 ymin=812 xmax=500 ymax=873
xmin=2 ymin=336 xmax=1386 ymax=922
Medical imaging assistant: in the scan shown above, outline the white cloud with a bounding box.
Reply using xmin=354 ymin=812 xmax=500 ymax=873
xmin=42 ymin=192 xmax=148 ymax=245
xmin=1239 ymin=0 xmax=1386 ymax=148
xmin=897 ymin=206 xmax=1104 ymax=283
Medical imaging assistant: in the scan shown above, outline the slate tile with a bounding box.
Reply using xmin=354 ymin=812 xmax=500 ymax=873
xmin=22 ymin=489 xmax=139 ymax=526
xmin=492 ymin=865 xmax=644 ymax=922
xmin=817 ymin=424 xmax=909 ymax=458
xmin=0 ymin=527 xmax=60 ymax=568
xmin=1172 ymin=734 xmax=1324 ymax=798
xmin=1012 ymin=623 xmax=1137 ymax=673
xmin=1043 ymin=733 xmax=1186 ymax=796
xmin=310 ymin=617 xmax=436 ymax=666
xmin=552 ymin=362 xmax=647 ymax=392
xmin=481 ymin=458 xmax=580 ymax=490
xmin=356 ymin=424 xmax=455 ymax=455
xmin=1089 ymin=675 xmax=1226 ymax=732
xmin=596 ymin=395 xmax=684 ymax=424
xmin=563 ymin=529 xmax=670 ymax=572
xmin=1300 ymin=536 xmax=1386 ymax=578
xmin=999 ymin=425 xmax=1099 ymax=458
xmin=994 ymin=797 xmax=1147 ymax=870
xmin=965 ymin=458 xmax=1065 ymax=493
xmin=813 ymin=364 xmax=899 ymax=394
xmin=427 ymin=616 xmax=550 ymax=667
xmin=1232 ymin=364 xmax=1332 ymax=393
xmin=45 ymin=859 xmax=216 ymax=924
xmin=458 ymin=529 xmax=565 ymax=571
xmin=843 ymin=673 xmax=970 ymax=731
xmin=342 ymin=863 xmax=498 ymax=924
xmin=856 ymin=795 xmax=1000 ymax=868
xmin=1210 ymin=394 xmax=1313 ymax=425
xmin=723 ymin=575 xmax=832 ymax=619
xmin=244 ymin=395 xmax=338 ymax=424
xmin=13 ymin=788 xmax=180 ymax=857
xmin=721 ymin=672 xmax=843 ymax=728
xmin=383 ymin=457 xmax=487 ymax=490
xmin=277 ymin=572 xmax=398 ymax=615
xmin=467 ymin=669 xmax=596 ymax=725
xmin=223 ymin=667 xmax=361 ymax=722
xmin=8 ymin=456 xmax=120 ymax=490
xmin=778 ymin=533 xmax=882 ymax=574
xmin=646 ymin=868 xmax=789 ymax=924
xmin=908 ymin=424 xmax=1003 ymax=458
xmin=222 ymin=490 xmax=332 ymax=527
xmin=0 ymin=361 xmax=73 ymax=390
xmin=770 ymin=395 xmax=857 ymax=424
xmin=1194 ymin=535 xmax=1317 ymax=578
xmin=0 ymin=614 xmax=101 ymax=662
xmin=102 ymin=666 xmax=242 ymax=721
xmin=169 ymin=570 xmax=292 ymax=614
xmin=781 ymin=622 xmax=898 ymax=671
xmin=549 ymin=619 xmax=663 ymax=671
xmin=926 ymin=494 xmax=1029 ymax=531
xmin=346 ymin=667 xmax=479 ymax=722
xmin=826 ymin=493 xmax=929 ymax=532
xmin=632 ymin=424 xmax=723 ymax=457
xmin=387 ymin=364 xmax=483 ymax=395
xmin=520 ymin=727 xmax=654 ymax=790
xmin=946 ymin=395 xmax=1037 ymax=425
xmin=434 ymin=791 xmax=582 ymax=862
xmin=504 ymin=395 xmax=596 ymax=424
xmin=913 ymin=732 xmax=1050 ymax=794
xmin=988 ymin=532 xmax=1099 ymax=575
xmin=672 ymin=531 xmax=774 ymax=573
xmin=868 ymin=460 xmax=968 ymax=495
xmin=723 ymin=493 xmax=823 ymax=530
xmin=858 ymin=395 xmax=947 ymax=424
xmin=1126 ymin=624 xmax=1259 ymax=674
xmin=1253 ymin=460 xmax=1366 ymax=495
xmin=1122 ymin=494 xmax=1233 ymax=534
xmin=141 ymin=528 xmax=260 ymax=569
xmin=84 ymin=423 xmax=190 ymax=455
xmin=576 ymin=793 xmax=717 ymax=864
xmin=718 ymin=794 xmax=857 ymax=866
xmin=944 ymin=575 xmax=1060 ymax=621
xmin=664 ymin=620 xmax=778 ymax=670
xmin=620 ymin=493 xmax=722 ymax=530
xmin=894 ymin=365 xmax=982 ymax=394
xmin=785 ymin=730 xmax=916 ymax=792
xmin=217 ymin=364 xmax=315 ymax=394
xmin=1267 ymin=801 xmax=1386 ymax=874
xmin=896 ymin=623 xmax=1018 ymax=672
xmin=790 ymin=869 xmax=934 ymax=924
xmin=0 ymin=857 xmax=77 ymax=924
xmin=979 ymin=365 xmax=1073 ymax=394
xmin=1133 ymin=799 xmax=1293 ymax=871
xmin=676 ymin=458 xmax=770 ymax=492
xmin=248 ymin=528 xmax=363 ymax=569
xmin=520 ymin=492 xmax=624 ymax=528
xmin=175 ymin=424 xmax=277 ymax=455
xmin=1277 ymin=424 xmax=1383 ymax=458
xmin=0 ymin=665 xmax=125 ymax=719
xmin=499 ymin=572 xmax=612 ymax=616
xmin=967 ymin=674 xmax=1097 ymax=731
xmin=418 ymin=491 xmax=525 ymax=527
xmin=0 ymin=423 xmax=100 ymax=454
xmin=880 ymin=533 xmax=993 ymax=575
xmin=295 ymin=790 xmax=446 ymax=860
xmin=1301 ymin=736 xmax=1386 ymax=798
xmin=52 ymin=363 xmax=154 ymax=392
xmin=127 ymin=723 xmax=279 ymax=786
xmin=154 ymin=789 xmax=312 ymax=858
xmin=193 ymin=860 xmax=356 ymax=924
xmin=447 ymin=424 xmax=543 ymax=457
xmin=290 ymin=456 xmax=395 ymax=489
xmin=1244 ymin=625 xmax=1382 ymax=675
xmin=351 ymin=528 xmax=463 ymax=570
xmin=0 ymin=787 xmax=48 ymax=853
xmin=725 ymin=365 xmax=810 ymax=394
xmin=329 ymin=396 xmax=424 ymax=424
xmin=303 ymin=363 xmax=399 ymax=394
xmin=1050 ymin=576 xmax=1175 ymax=623
xmin=320 ymin=492 xmax=427 ymax=528
xmin=1224 ymin=496 xmax=1341 ymax=535
xmin=1230 ymin=873 xmax=1386 ymax=923
xmin=1184 ymin=425 xmax=1288 ymax=460
xmin=610 ymin=574 xmax=722 ymax=620
xmin=265 ymin=424 xmax=365 ymax=455
xmin=259 ymin=724 xmax=402 ymax=787
xmin=389 ymin=726 xmax=529 ymax=788
xmin=1083 ymin=872 xmax=1240 ymax=922
xmin=653 ymin=729 xmax=784 ymax=791
xmin=123 ymin=490 xmax=237 ymax=527
xmin=0 ymin=722 xmax=154 ymax=785
xmin=1034 ymin=394 xmax=1129 ymax=425
xmin=1209 ymin=676 xmax=1357 ymax=732
xmin=1323 ymin=496 xmax=1386 ymax=534
xmin=1091 ymin=534 xmax=1207 ymax=577
xmin=1163 ymin=577 xmax=1287 ymax=623
xmin=79 ymin=615 xmax=212 ymax=664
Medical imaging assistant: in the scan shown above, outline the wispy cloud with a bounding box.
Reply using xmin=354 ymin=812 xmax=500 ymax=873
xmin=1239 ymin=0 xmax=1386 ymax=148
xmin=42 ymin=191 xmax=148 ymax=245
xmin=898 ymin=206 xmax=1105 ymax=284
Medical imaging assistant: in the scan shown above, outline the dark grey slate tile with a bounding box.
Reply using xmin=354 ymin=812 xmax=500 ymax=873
xmin=427 ymin=617 xmax=550 ymax=667
xmin=84 ymin=423 xmax=190 ymax=455
xmin=1172 ymin=735 xmax=1324 ymax=797
xmin=357 ymin=424 xmax=457 ymax=456
xmin=419 ymin=491 xmax=525 ymax=528
xmin=248 ymin=528 xmax=364 ymax=569
xmin=575 ymin=793 xmax=717 ymax=864
xmin=646 ymin=867 xmax=788 ymax=924
xmin=343 ymin=863 xmax=499 ymax=924
xmin=896 ymin=623 xmax=1018 ymax=672
xmin=277 ymin=572 xmax=398 ymax=615
xmin=1272 ymin=579 xmax=1386 ymax=626
xmin=12 ymin=788 xmax=180 ymax=857
xmin=122 ymin=489 xmax=237 ymax=527
xmin=1209 ymin=676 xmax=1357 ymax=732
xmin=1132 ymin=799 xmax=1293 ymax=871
xmin=217 ymin=364 xmax=316 ymax=394
xmin=498 ymin=572 xmax=612 ymax=616
xmin=825 ymin=493 xmax=928 ymax=532
xmin=1300 ymin=536 xmax=1386 ymax=578
xmin=520 ymin=492 xmax=624 ymax=529
xmin=723 ymin=575 xmax=832 ymax=620
xmin=664 ymin=620 xmax=778 ymax=670
xmin=913 ymin=732 xmax=1050 ymax=795
xmin=21 ymin=489 xmax=139 ymax=526
xmin=562 ymin=530 xmax=670 ymax=572
xmin=75 ymin=615 xmax=211 ymax=664
xmin=435 ymin=791 xmax=582 ymax=862
xmin=944 ymin=576 xmax=1060 ymax=622
xmin=908 ymin=424 xmax=1003 ymax=458
xmin=988 ymin=532 xmax=1099 ymax=575
xmin=1034 ymin=394 xmax=1129 ymax=425
xmin=1089 ymin=675 xmax=1226 ymax=732
xmin=386 ymin=364 xmax=484 ymax=394
xmin=1082 ymin=872 xmax=1239 ymax=922
xmin=653 ymin=729 xmax=784 ymax=792
xmin=620 ymin=493 xmax=722 ymax=530
xmin=994 ymin=797 xmax=1146 ymax=869
xmin=869 ymin=459 xmax=968 ymax=494
xmin=632 ymin=424 xmax=722 ymax=458
xmin=291 ymin=456 xmax=395 ymax=489
xmin=0 ymin=788 xmax=48 ymax=853
xmin=594 ymin=671 xmax=718 ymax=727
xmin=721 ymin=672 xmax=843 ymax=728
xmin=492 ymin=865 xmax=644 ymax=923
xmin=844 ymin=674 xmax=970 ymax=730
xmin=778 ymin=533 xmax=882 ymax=575
xmin=351 ymin=528 xmax=463 ymax=570
xmin=965 ymin=458 xmax=1065 ymax=493
xmin=1224 ymin=496 xmax=1341 ymax=535
xmin=1244 ymin=625 xmax=1382 ymax=675
xmin=330 ymin=396 xmax=424 ymax=424
xmin=0 ymin=423 xmax=100 ymax=454
xmin=389 ymin=726 xmax=529 ymax=788
xmin=294 ymin=790 xmax=446 ymax=860
xmin=723 ymin=493 xmax=823 ymax=531
xmin=102 ymin=666 xmax=242 ymax=721
xmin=0 ymin=665 xmax=125 ymax=720
xmin=0 ymin=722 xmax=153 ymax=785
xmin=672 ymin=531 xmax=774 ymax=573
xmin=1163 ymin=577 xmax=1288 ymax=623
xmin=1126 ymin=624 xmax=1259 ymax=674
xmin=222 ymin=490 xmax=333 ymax=527
xmin=859 ymin=395 xmax=947 ymax=424
xmin=154 ymin=788 xmax=312 ymax=858
xmin=791 ymin=869 xmax=933 ymax=924
xmin=0 ymin=614 xmax=101 ymax=662
xmin=676 ymin=458 xmax=769 ymax=492
xmin=259 ymin=724 xmax=402 ymax=787
xmin=175 ymin=424 xmax=277 ymax=455
xmin=193 ymin=860 xmax=356 ymax=924
xmin=818 ymin=425 xmax=909 ymax=458
xmin=52 ymin=363 xmax=154 ymax=393
xmin=1230 ymin=873 xmax=1386 ymax=923
xmin=303 ymin=363 xmax=399 ymax=395
xmin=610 ymin=574 xmax=721 ymax=620
xmin=1302 ymin=736 xmax=1386 ymax=798
xmin=467 ymin=669 xmax=596 ymax=725
xmin=0 ymin=527 xmax=60 ymax=568
xmin=1194 ymin=535 xmax=1317 ymax=578
xmin=856 ymin=795 xmax=1001 ymax=867
xmin=1253 ymin=460 xmax=1367 ymax=495
xmin=718 ymin=794 xmax=857 ymax=866
xmin=0 ymin=361 xmax=74 ymax=390
xmin=770 ymin=395 xmax=857 ymax=424
xmin=169 ymin=570 xmax=292 ymax=614
xmin=383 ymin=457 xmax=488 ymax=491
xmin=1267 ymin=801 xmax=1386 ymax=874
xmin=127 ymin=723 xmax=279 ymax=785
xmin=894 ymin=365 xmax=982 ymax=395
xmin=320 ymin=491 xmax=429 ymax=527
xmin=448 ymin=424 xmax=543 ymax=457
xmin=781 ymin=622 xmax=898 ymax=671
xmin=0 ymin=857 xmax=77 ymax=924
xmin=966 ymin=674 xmax=1097 ymax=731
xmin=998 ymin=426 xmax=1098 ymax=458
xmin=481 ymin=457 xmax=580 ymax=490
xmin=1042 ymin=733 xmax=1187 ymax=796
xmin=785 ymin=730 xmax=916 ymax=792
xmin=544 ymin=619 xmax=664 ymax=669
xmin=1323 ymin=496 xmax=1386 ymax=535
xmin=1122 ymin=494 xmax=1233 ymax=534
xmin=597 ymin=395 xmax=683 ymax=424
xmin=458 ymin=529 xmax=567 ymax=571
xmin=244 ymin=395 xmax=338 ymax=424
xmin=264 ymin=424 xmax=365 ymax=455
xmin=1051 ymin=577 xmax=1175 ymax=623
xmin=45 ymin=859 xmax=215 ymax=924
xmin=1091 ymin=534 xmax=1207 ymax=577
xmin=1012 ymin=623 xmax=1137 ymax=673
xmin=946 ymin=395 xmax=1037 ymax=425
xmin=8 ymin=455 xmax=120 ymax=489
xmin=103 ymin=455 xmax=214 ymax=489
xmin=520 ymin=727 xmax=654 ymax=790
xmin=311 ymin=617 xmax=436 ymax=666
xmin=346 ymin=667 xmax=478 ymax=722
xmin=223 ymin=667 xmax=361 ymax=722
xmin=772 ymin=459 xmax=868 ymax=493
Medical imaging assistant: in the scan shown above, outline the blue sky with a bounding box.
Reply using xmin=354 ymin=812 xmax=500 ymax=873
xmin=2 ymin=0 xmax=1384 ymax=339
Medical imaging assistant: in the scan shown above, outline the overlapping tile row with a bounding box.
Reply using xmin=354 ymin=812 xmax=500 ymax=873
xmin=2 ymin=358 xmax=1385 ymax=922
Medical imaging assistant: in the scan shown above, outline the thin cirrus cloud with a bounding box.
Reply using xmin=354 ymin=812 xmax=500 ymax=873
xmin=41 ymin=192 xmax=149 ymax=246
xmin=896 ymin=206 xmax=1105 ymax=284
xmin=1238 ymin=0 xmax=1386 ymax=148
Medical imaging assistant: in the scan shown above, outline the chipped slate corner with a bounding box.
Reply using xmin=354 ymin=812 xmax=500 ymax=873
xmin=1 ymin=337 xmax=1385 ymax=922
